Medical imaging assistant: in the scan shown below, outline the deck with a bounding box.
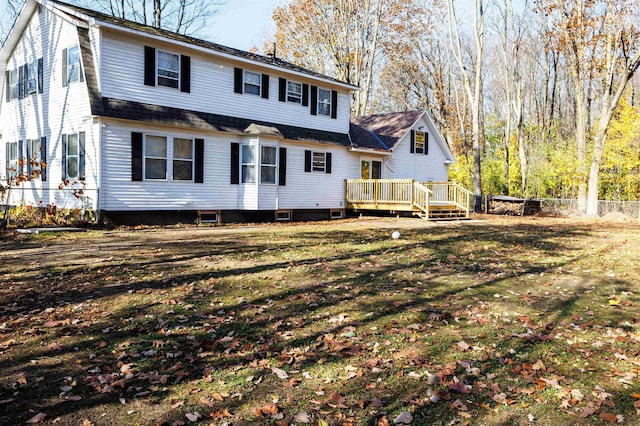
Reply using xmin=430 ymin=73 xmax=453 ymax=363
xmin=345 ymin=180 xmax=472 ymax=220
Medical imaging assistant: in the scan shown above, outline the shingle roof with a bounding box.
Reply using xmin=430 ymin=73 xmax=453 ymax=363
xmin=50 ymin=0 xmax=355 ymax=88
xmin=101 ymin=97 xmax=352 ymax=147
xmin=349 ymin=110 xmax=424 ymax=151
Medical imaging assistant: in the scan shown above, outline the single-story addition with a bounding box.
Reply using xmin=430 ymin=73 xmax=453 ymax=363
xmin=1 ymin=0 xmax=471 ymax=225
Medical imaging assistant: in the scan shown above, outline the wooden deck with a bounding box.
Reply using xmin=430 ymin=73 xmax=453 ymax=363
xmin=345 ymin=180 xmax=472 ymax=220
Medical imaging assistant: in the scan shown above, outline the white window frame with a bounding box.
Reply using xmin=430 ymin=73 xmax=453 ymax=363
xmin=144 ymin=135 xmax=168 ymax=180
xmin=312 ymin=151 xmax=326 ymax=172
xmin=6 ymin=141 xmax=18 ymax=180
xmin=65 ymin=133 xmax=80 ymax=179
xmin=318 ymin=88 xmax=331 ymax=116
xmin=9 ymin=69 xmax=18 ymax=100
xmin=27 ymin=139 xmax=41 ymax=177
xmin=66 ymin=45 xmax=81 ymax=85
xmin=157 ymin=50 xmax=180 ymax=89
xmin=243 ymin=70 xmax=261 ymax=96
xmin=260 ymin=145 xmax=277 ymax=185
xmin=27 ymin=60 xmax=37 ymax=94
xmin=287 ymin=81 xmax=302 ymax=103
xmin=241 ymin=144 xmax=256 ymax=183
xmin=414 ymin=131 xmax=426 ymax=154
xmin=172 ymin=137 xmax=194 ymax=181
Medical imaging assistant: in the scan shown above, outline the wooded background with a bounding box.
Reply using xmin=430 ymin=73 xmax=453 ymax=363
xmin=2 ymin=0 xmax=640 ymax=216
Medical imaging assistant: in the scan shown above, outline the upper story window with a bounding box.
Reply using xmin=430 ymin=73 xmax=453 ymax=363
xmin=287 ymin=81 xmax=302 ymax=103
xmin=144 ymin=135 xmax=168 ymax=180
xmin=157 ymin=50 xmax=180 ymax=89
xmin=411 ymin=131 xmax=428 ymax=155
xmin=318 ymin=88 xmax=331 ymax=116
xmin=9 ymin=69 xmax=18 ymax=100
xmin=260 ymin=146 xmax=277 ymax=184
xmin=173 ymin=138 xmax=193 ymax=181
xmin=241 ymin=144 xmax=256 ymax=183
xmin=27 ymin=60 xmax=37 ymax=94
xmin=244 ymin=71 xmax=261 ymax=96
xmin=65 ymin=45 xmax=81 ymax=85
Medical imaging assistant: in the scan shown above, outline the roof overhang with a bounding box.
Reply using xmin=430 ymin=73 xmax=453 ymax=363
xmin=349 ymin=147 xmax=392 ymax=156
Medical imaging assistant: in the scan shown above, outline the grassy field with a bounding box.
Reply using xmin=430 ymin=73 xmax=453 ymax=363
xmin=0 ymin=216 xmax=639 ymax=425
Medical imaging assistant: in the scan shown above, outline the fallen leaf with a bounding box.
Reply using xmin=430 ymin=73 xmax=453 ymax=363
xmin=599 ymin=413 xmax=618 ymax=423
xmin=185 ymin=412 xmax=201 ymax=422
xmin=328 ymin=392 xmax=346 ymax=404
xmin=294 ymin=411 xmax=311 ymax=423
xmin=450 ymin=382 xmax=472 ymax=394
xmin=393 ymin=411 xmax=413 ymax=424
xmin=26 ymin=413 xmax=47 ymax=423
xmin=271 ymin=367 xmax=289 ymax=379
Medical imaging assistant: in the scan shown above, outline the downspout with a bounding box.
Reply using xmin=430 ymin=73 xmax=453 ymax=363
xmin=384 ymin=157 xmax=396 ymax=178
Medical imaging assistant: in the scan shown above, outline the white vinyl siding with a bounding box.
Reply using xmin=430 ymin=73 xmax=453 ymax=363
xmin=99 ymin=32 xmax=351 ymax=134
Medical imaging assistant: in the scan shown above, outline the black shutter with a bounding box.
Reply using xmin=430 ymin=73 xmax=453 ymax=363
xmin=278 ymin=78 xmax=286 ymax=102
xmin=61 ymin=134 xmax=67 ymax=179
xmin=325 ymin=152 xmax=332 ymax=174
xmin=234 ymin=67 xmax=243 ymax=94
xmin=26 ymin=140 xmax=32 ymax=177
xmin=180 ymin=55 xmax=191 ymax=93
xmin=410 ymin=130 xmax=415 ymax=153
xmin=261 ymin=73 xmax=269 ymax=99
xmin=79 ymin=55 xmax=84 ymax=83
xmin=278 ymin=147 xmax=286 ymax=186
xmin=18 ymin=65 xmax=25 ymax=99
xmin=144 ymin=46 xmax=156 ymax=86
xmin=40 ymin=137 xmax=47 ymax=181
xmin=331 ymin=90 xmax=338 ymax=119
xmin=230 ymin=142 xmax=239 ymax=184
xmin=194 ymin=138 xmax=204 ymax=183
xmin=304 ymin=150 xmax=311 ymax=172
xmin=310 ymin=86 xmax=318 ymax=115
xmin=18 ymin=140 xmax=23 ymax=175
xmin=302 ymin=83 xmax=309 ymax=106
xmin=5 ymin=71 xmax=9 ymax=102
xmin=78 ymin=132 xmax=85 ymax=180
xmin=131 ymin=132 xmax=143 ymax=181
xmin=62 ymin=48 xmax=68 ymax=87
xmin=425 ymin=133 xmax=429 ymax=155
xmin=37 ymin=58 xmax=43 ymax=93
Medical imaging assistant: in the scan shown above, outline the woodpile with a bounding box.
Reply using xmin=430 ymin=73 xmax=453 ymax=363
xmin=488 ymin=196 xmax=541 ymax=216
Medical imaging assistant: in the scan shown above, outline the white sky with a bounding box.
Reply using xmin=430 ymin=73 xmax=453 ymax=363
xmin=207 ymin=0 xmax=288 ymax=52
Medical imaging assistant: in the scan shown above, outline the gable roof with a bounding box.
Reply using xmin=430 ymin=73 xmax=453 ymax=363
xmin=46 ymin=0 xmax=357 ymax=90
xmin=349 ymin=110 xmax=455 ymax=162
xmin=350 ymin=110 xmax=424 ymax=151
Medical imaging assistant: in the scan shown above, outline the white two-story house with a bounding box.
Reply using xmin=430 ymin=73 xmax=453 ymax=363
xmin=1 ymin=0 xmax=458 ymax=224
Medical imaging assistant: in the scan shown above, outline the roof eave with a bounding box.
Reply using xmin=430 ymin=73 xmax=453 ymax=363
xmin=349 ymin=147 xmax=392 ymax=156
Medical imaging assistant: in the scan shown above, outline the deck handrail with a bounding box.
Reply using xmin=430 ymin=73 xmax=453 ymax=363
xmin=345 ymin=179 xmax=472 ymax=219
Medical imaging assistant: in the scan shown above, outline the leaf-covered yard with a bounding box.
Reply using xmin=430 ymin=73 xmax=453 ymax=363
xmin=1 ymin=216 xmax=639 ymax=425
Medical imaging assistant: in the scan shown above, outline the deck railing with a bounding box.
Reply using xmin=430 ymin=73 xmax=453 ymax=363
xmin=423 ymin=182 xmax=472 ymax=214
xmin=345 ymin=179 xmax=472 ymax=218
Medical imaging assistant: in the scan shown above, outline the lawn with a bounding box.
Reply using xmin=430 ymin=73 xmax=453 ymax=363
xmin=0 ymin=216 xmax=639 ymax=425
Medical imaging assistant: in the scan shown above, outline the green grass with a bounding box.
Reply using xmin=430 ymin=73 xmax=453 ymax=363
xmin=1 ymin=216 xmax=639 ymax=425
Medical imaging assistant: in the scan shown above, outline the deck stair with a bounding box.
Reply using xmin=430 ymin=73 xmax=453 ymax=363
xmin=345 ymin=180 xmax=472 ymax=221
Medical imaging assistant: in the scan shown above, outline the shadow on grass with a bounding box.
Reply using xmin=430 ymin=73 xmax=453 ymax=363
xmin=1 ymin=219 xmax=638 ymax=425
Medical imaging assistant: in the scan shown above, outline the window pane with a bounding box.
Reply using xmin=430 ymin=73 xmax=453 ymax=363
xmin=158 ymin=76 xmax=179 ymax=88
xmin=158 ymin=51 xmax=179 ymax=71
xmin=146 ymin=136 xmax=167 ymax=157
xmin=312 ymin=152 xmax=325 ymax=171
xmin=67 ymin=157 xmax=79 ymax=179
xmin=318 ymin=88 xmax=331 ymax=102
xmin=28 ymin=62 xmax=37 ymax=94
xmin=145 ymin=158 xmax=166 ymax=179
xmin=67 ymin=46 xmax=80 ymax=84
xmin=174 ymin=138 xmax=193 ymax=160
xmin=245 ymin=71 xmax=260 ymax=85
xmin=242 ymin=165 xmax=255 ymax=183
xmin=261 ymin=146 xmax=276 ymax=165
xmin=173 ymin=160 xmax=193 ymax=180
xmin=67 ymin=135 xmax=78 ymax=155
xmin=242 ymin=145 xmax=255 ymax=164
xmin=261 ymin=166 xmax=276 ymax=184
xmin=318 ymin=103 xmax=331 ymax=116
xmin=68 ymin=46 xmax=79 ymax=63
xmin=244 ymin=83 xmax=260 ymax=95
